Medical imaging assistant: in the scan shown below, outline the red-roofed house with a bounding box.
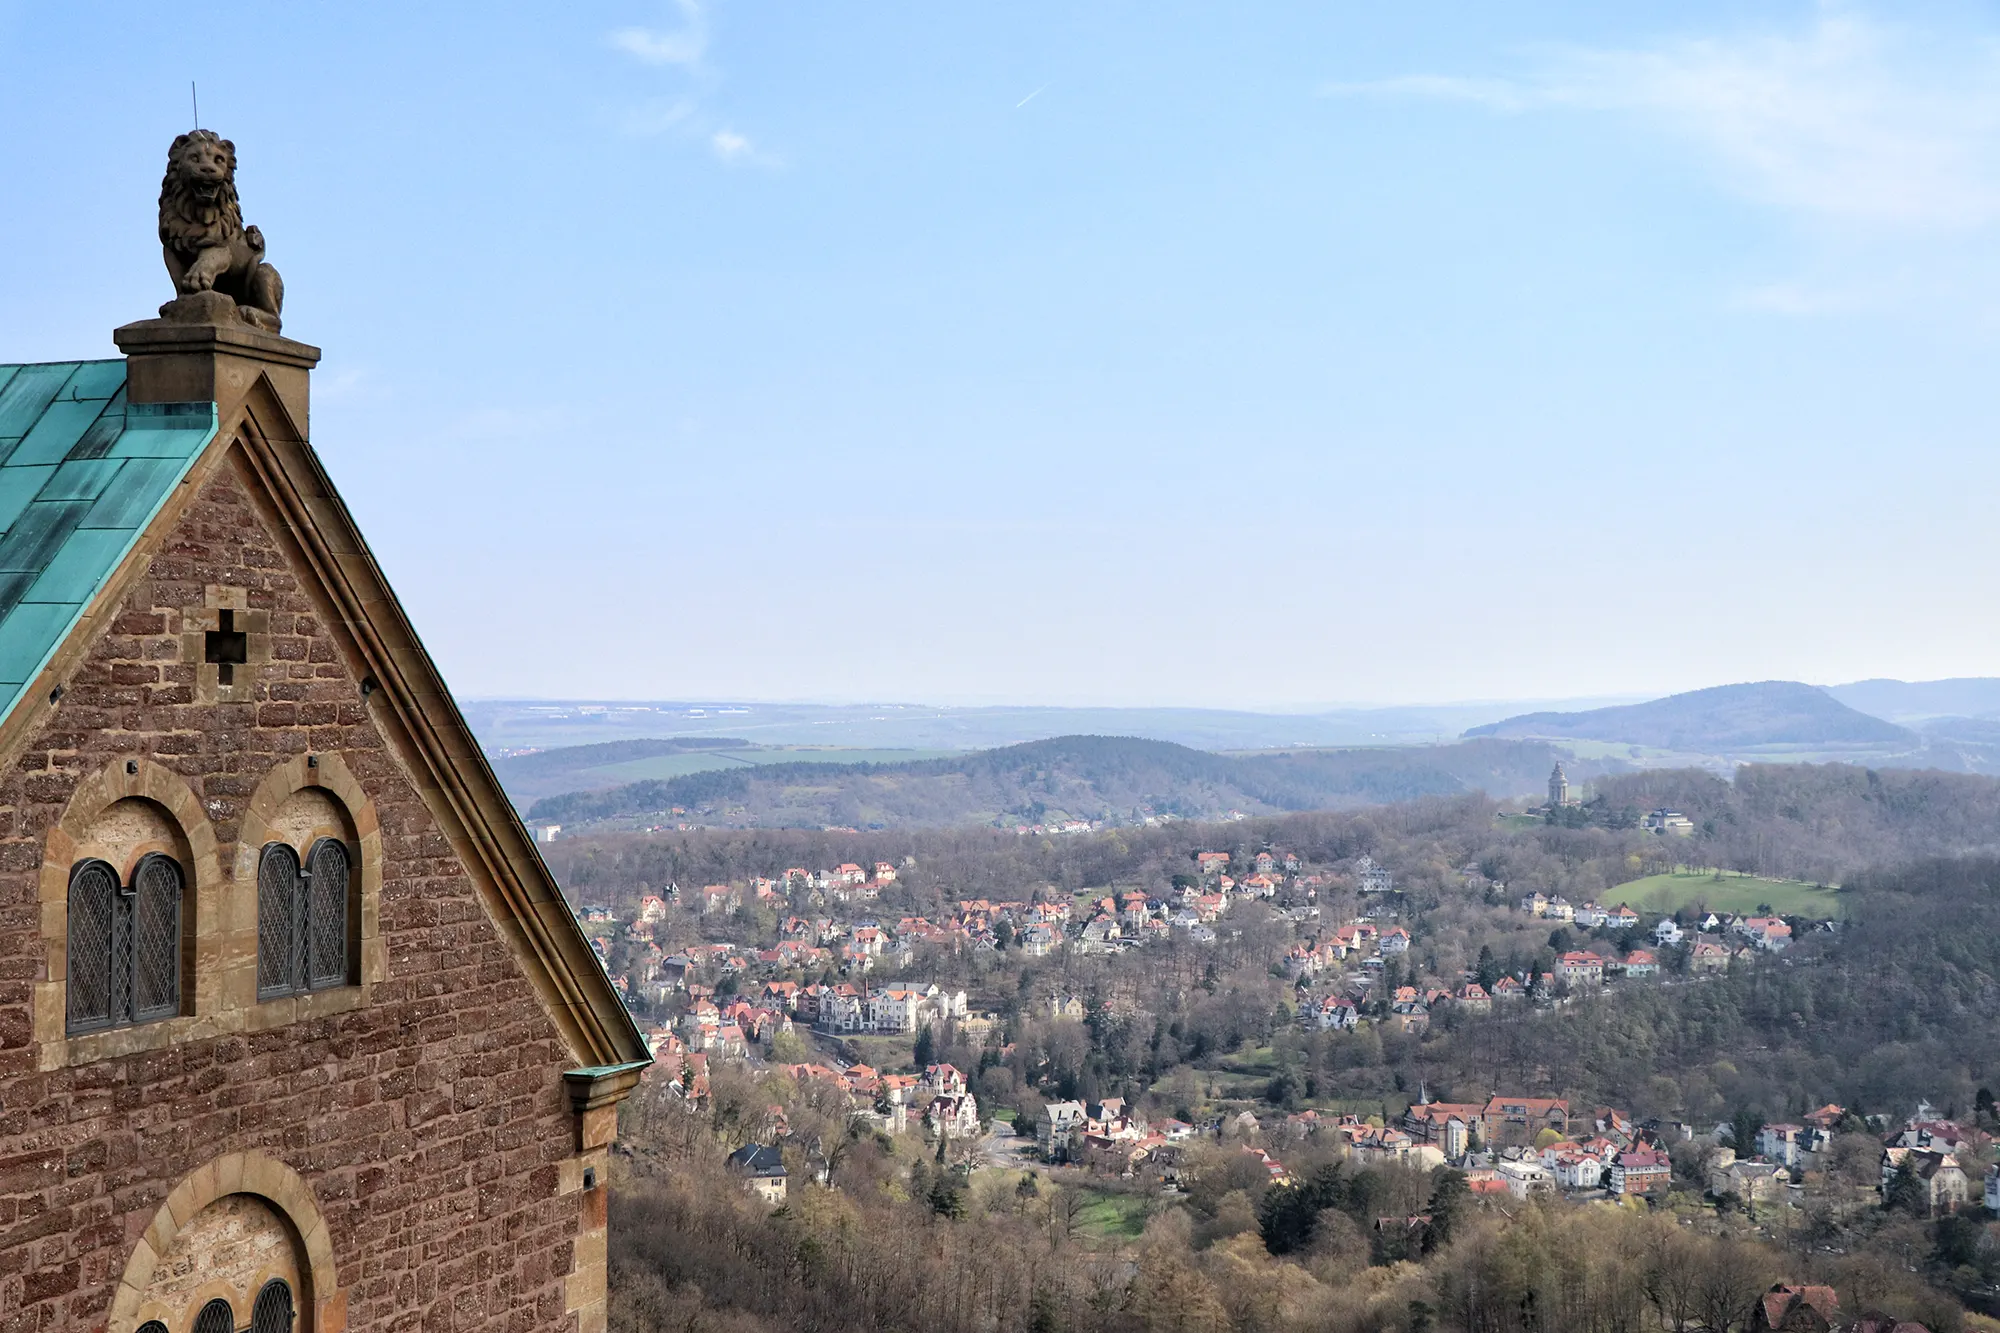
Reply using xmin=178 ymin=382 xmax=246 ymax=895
xmin=1558 ymin=950 xmax=1605 ymax=985
xmin=1609 ymin=1148 xmax=1672 ymax=1197
xmin=1750 ymin=1285 xmax=1839 ymax=1333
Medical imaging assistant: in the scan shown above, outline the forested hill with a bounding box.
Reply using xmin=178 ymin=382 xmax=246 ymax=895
xmin=1465 ymin=680 xmax=1914 ymax=749
xmin=523 ymin=735 xmax=1580 ymax=829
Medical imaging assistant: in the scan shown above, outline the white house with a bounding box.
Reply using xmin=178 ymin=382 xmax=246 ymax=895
xmin=870 ymin=987 xmax=923 ymax=1033
xmin=821 ymin=988 xmax=867 ymax=1033
xmin=1316 ymin=997 xmax=1361 ymax=1031
xmin=1038 ymin=1101 xmax=1088 ymax=1155
xmin=1653 ymin=918 xmax=1684 ymax=946
xmin=1542 ymin=1148 xmax=1604 ymax=1190
xmin=927 ymin=1092 xmax=981 ymax=1140
xmin=918 ymin=985 xmax=969 ymax=1024
xmin=1496 ymin=1158 xmax=1554 ymax=1200
xmin=1758 ymin=1124 xmax=1804 ymax=1167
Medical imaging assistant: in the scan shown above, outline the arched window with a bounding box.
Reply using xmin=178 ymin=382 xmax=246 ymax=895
xmin=305 ymin=838 xmax=350 ymax=991
xmin=256 ymin=843 xmax=299 ymax=998
xmin=66 ymin=859 xmax=116 ymax=1031
xmin=252 ymin=1278 xmax=295 ymax=1333
xmin=258 ymin=838 xmax=352 ymax=997
xmin=136 ymin=1322 xmax=168 ymax=1333
xmin=65 ymin=854 xmax=182 ymax=1035
xmin=193 ymin=1298 xmax=236 ymax=1333
xmin=132 ymin=853 xmax=183 ymax=1023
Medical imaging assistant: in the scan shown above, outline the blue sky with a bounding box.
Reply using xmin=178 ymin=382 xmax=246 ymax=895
xmin=3 ymin=2 xmax=1998 ymax=708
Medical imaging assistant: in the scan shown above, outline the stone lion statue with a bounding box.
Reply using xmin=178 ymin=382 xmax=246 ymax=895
xmin=158 ymin=130 xmax=284 ymax=332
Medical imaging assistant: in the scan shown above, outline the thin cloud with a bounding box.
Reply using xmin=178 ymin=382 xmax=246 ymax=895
xmin=609 ymin=2 xmax=780 ymax=165
xmin=611 ymin=0 xmax=706 ymax=68
xmin=709 ymin=128 xmax=762 ymax=163
xmin=1320 ymin=12 xmax=2000 ymax=231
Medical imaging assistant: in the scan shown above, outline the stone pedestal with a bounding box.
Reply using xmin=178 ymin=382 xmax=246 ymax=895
xmin=113 ymin=301 xmax=320 ymax=437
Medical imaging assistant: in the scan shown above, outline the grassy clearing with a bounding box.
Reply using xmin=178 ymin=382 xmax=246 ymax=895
xmin=1219 ymin=1045 xmax=1279 ymax=1076
xmin=1607 ymin=870 xmax=1844 ymax=918
xmin=1072 ymin=1190 xmax=1150 ymax=1239
xmin=843 ymin=1034 xmax=918 ymax=1071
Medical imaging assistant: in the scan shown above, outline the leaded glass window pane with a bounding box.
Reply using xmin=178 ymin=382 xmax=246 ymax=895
xmin=258 ymin=843 xmax=301 ymax=998
xmin=65 ymin=859 xmax=116 ymax=1033
xmin=193 ymin=1298 xmax=236 ymax=1333
xmin=305 ymin=838 xmax=350 ymax=990
xmin=252 ymin=1278 xmax=295 ymax=1333
xmin=131 ymin=853 xmax=182 ymax=1021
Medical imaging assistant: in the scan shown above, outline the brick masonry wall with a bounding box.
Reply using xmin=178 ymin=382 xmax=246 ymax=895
xmin=0 ymin=458 xmax=589 ymax=1329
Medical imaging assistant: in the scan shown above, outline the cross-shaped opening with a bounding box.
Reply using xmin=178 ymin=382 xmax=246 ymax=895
xmin=205 ymin=609 xmax=247 ymax=685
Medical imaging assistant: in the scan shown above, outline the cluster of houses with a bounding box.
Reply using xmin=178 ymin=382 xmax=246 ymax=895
xmin=577 ymin=843 xmax=1393 ymax=1011
xmin=1084 ymin=1096 xmax=1993 ymax=1220
xmin=714 ymin=1062 xmax=988 ymax=1205
xmin=1519 ymin=892 xmax=1804 ymax=955
xmin=1035 ymin=1097 xmax=1201 ymax=1178
xmin=1291 ymin=942 xmax=1664 ymax=1037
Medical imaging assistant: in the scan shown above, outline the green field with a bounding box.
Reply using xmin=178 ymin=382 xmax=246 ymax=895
xmin=1606 ymin=870 xmax=1844 ymax=918
xmin=1072 ymin=1190 xmax=1150 ymax=1239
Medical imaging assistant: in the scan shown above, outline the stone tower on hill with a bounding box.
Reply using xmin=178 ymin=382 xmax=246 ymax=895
xmin=1549 ymin=762 xmax=1570 ymax=808
xmin=0 ymin=133 xmax=647 ymax=1332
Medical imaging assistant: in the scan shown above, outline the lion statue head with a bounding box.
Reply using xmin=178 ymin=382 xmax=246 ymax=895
xmin=154 ymin=130 xmax=283 ymax=332
xmin=159 ymin=130 xmax=244 ymax=251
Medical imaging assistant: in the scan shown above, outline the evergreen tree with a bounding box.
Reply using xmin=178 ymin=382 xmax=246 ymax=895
xmin=928 ymin=1175 xmax=964 ymax=1220
xmin=1730 ymin=1106 xmax=1763 ymax=1159
xmin=1884 ymin=1156 xmax=1926 ymax=1216
xmin=1424 ymin=1169 xmax=1469 ymax=1252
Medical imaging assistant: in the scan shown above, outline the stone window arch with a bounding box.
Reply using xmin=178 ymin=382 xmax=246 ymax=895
xmin=255 ymin=826 xmax=354 ymax=998
xmin=65 ymin=847 xmax=185 ymax=1034
xmin=113 ymin=1151 xmax=339 ymax=1333
xmin=237 ymin=752 xmax=384 ymax=1014
xmin=39 ymin=765 xmax=214 ymax=1062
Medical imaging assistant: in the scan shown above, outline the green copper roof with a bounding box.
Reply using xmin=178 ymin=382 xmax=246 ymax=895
xmin=0 ymin=360 xmax=215 ymax=721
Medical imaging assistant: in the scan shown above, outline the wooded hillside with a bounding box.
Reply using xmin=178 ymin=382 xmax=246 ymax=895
xmin=527 ymin=735 xmax=1586 ymax=828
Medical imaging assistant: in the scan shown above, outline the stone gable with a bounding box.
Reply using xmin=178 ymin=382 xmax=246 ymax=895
xmin=0 ymin=450 xmax=599 ymax=1329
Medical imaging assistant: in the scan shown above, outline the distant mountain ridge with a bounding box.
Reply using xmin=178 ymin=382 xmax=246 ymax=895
xmin=523 ymin=734 xmax=1591 ymax=829
xmin=1463 ymin=681 xmax=1915 ymax=750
